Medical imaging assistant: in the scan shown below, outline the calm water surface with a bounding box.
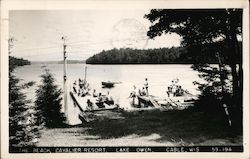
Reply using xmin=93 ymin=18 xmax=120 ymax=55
xmin=15 ymin=64 xmax=203 ymax=125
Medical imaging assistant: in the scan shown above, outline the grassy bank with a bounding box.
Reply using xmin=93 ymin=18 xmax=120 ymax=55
xmin=37 ymin=109 xmax=242 ymax=146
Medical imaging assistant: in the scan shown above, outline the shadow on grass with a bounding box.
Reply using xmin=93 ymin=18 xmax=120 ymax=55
xmin=77 ymin=109 xmax=242 ymax=145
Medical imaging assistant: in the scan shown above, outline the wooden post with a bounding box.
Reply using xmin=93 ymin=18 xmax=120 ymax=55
xmin=84 ymin=66 xmax=87 ymax=81
xmin=62 ymin=36 xmax=68 ymax=121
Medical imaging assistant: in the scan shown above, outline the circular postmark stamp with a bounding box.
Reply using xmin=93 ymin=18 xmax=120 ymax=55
xmin=111 ymin=18 xmax=148 ymax=49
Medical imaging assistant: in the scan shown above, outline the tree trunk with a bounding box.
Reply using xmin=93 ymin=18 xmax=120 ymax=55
xmin=226 ymin=11 xmax=242 ymax=109
xmin=233 ymin=33 xmax=243 ymax=109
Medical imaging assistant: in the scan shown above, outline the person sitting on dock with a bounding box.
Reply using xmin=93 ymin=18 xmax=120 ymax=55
xmin=105 ymin=91 xmax=114 ymax=105
xmin=77 ymin=79 xmax=83 ymax=96
xmin=144 ymin=78 xmax=149 ymax=96
xmin=73 ymin=81 xmax=77 ymax=94
xmin=86 ymin=99 xmax=93 ymax=111
xmin=176 ymin=85 xmax=184 ymax=96
xmin=171 ymin=81 xmax=177 ymax=97
xmin=83 ymin=79 xmax=87 ymax=85
xmin=79 ymin=78 xmax=84 ymax=89
xmin=96 ymin=93 xmax=104 ymax=108
xmin=140 ymin=87 xmax=147 ymax=96
xmin=138 ymin=88 xmax=142 ymax=96
xmin=166 ymin=86 xmax=171 ymax=97
xmin=129 ymin=85 xmax=137 ymax=105
xmin=81 ymin=88 xmax=88 ymax=97
xmin=78 ymin=88 xmax=81 ymax=96
xmin=92 ymin=89 xmax=98 ymax=97
xmin=85 ymin=82 xmax=90 ymax=90
xmin=97 ymin=93 xmax=104 ymax=102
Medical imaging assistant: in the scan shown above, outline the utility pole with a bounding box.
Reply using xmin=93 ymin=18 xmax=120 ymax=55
xmin=62 ymin=36 xmax=68 ymax=122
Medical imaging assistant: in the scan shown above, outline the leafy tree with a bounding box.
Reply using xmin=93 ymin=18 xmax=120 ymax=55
xmin=9 ymin=56 xmax=39 ymax=147
xmin=35 ymin=69 xmax=65 ymax=128
xmin=144 ymin=9 xmax=243 ymax=124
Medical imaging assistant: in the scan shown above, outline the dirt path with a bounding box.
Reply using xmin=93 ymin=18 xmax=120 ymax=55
xmin=37 ymin=128 xmax=176 ymax=146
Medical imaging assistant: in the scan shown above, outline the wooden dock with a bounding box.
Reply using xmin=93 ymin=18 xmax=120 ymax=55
xmin=69 ymin=91 xmax=120 ymax=123
xmin=137 ymin=95 xmax=196 ymax=110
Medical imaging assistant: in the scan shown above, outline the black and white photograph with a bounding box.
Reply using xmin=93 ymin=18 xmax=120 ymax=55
xmin=1 ymin=0 xmax=249 ymax=158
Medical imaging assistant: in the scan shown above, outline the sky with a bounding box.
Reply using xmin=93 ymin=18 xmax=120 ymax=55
xmin=10 ymin=10 xmax=181 ymax=61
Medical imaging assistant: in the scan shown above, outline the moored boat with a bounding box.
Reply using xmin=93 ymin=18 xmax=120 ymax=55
xmin=101 ymin=81 xmax=115 ymax=88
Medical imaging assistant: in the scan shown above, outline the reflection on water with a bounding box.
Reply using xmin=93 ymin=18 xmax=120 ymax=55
xmin=15 ymin=64 xmax=203 ymax=125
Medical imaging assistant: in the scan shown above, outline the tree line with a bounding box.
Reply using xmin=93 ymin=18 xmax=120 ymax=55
xmin=86 ymin=47 xmax=220 ymax=64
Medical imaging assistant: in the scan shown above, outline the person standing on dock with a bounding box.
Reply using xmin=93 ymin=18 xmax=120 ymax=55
xmin=144 ymin=78 xmax=149 ymax=96
xmin=129 ymin=85 xmax=137 ymax=106
xmin=73 ymin=80 xmax=77 ymax=94
xmin=141 ymin=87 xmax=147 ymax=96
xmin=92 ymin=89 xmax=98 ymax=97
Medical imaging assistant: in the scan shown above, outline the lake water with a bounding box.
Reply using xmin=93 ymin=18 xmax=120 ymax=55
xmin=15 ymin=64 xmax=203 ymax=125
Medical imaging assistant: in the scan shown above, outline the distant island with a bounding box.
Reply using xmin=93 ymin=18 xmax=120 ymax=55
xmin=57 ymin=60 xmax=85 ymax=64
xmin=86 ymin=47 xmax=192 ymax=64
xmin=9 ymin=56 xmax=31 ymax=67
xmin=86 ymin=47 xmax=197 ymax=64
xmin=31 ymin=60 xmax=85 ymax=64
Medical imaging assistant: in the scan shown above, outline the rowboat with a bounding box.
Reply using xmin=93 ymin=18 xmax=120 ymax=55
xmin=101 ymin=81 xmax=115 ymax=88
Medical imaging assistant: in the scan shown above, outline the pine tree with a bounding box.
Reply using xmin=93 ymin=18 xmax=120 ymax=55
xmin=9 ymin=58 xmax=39 ymax=148
xmin=35 ymin=69 xmax=65 ymax=128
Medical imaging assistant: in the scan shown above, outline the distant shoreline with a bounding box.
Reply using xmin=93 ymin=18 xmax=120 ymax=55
xmin=30 ymin=62 xmax=219 ymax=65
xmin=31 ymin=60 xmax=85 ymax=64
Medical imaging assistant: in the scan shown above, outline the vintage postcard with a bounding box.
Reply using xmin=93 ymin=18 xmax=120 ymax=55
xmin=1 ymin=0 xmax=249 ymax=159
